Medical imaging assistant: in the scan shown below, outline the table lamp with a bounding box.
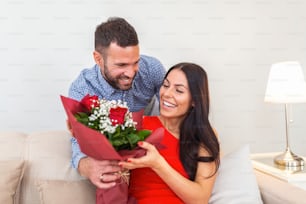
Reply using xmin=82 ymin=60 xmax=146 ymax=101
xmin=264 ymin=61 xmax=306 ymax=168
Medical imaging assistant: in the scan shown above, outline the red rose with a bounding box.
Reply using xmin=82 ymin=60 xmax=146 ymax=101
xmin=109 ymin=106 xmax=128 ymax=126
xmin=80 ymin=94 xmax=99 ymax=111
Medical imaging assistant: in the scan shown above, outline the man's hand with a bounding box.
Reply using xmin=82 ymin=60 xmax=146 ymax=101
xmin=78 ymin=157 xmax=122 ymax=189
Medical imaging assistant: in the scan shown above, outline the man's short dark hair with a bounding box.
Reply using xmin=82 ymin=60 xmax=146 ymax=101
xmin=95 ymin=17 xmax=139 ymax=53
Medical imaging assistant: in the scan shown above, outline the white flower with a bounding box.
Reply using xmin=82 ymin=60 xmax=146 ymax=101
xmin=84 ymin=98 xmax=137 ymax=133
xmin=75 ymin=95 xmax=151 ymax=151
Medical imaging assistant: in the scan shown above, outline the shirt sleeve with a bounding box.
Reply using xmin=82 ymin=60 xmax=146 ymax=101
xmin=68 ymin=73 xmax=88 ymax=169
xmin=150 ymin=57 xmax=166 ymax=99
xmin=71 ymin=137 xmax=87 ymax=169
xmin=68 ymin=76 xmax=88 ymax=101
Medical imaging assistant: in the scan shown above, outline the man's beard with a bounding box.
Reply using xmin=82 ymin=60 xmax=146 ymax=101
xmin=103 ymin=64 xmax=134 ymax=90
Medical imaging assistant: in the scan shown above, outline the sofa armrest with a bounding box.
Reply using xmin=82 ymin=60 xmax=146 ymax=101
xmin=254 ymin=169 xmax=306 ymax=204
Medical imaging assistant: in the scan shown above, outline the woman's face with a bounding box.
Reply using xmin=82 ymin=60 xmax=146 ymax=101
xmin=159 ymin=69 xmax=193 ymax=119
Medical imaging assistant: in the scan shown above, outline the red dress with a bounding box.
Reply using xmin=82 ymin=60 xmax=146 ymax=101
xmin=129 ymin=116 xmax=188 ymax=204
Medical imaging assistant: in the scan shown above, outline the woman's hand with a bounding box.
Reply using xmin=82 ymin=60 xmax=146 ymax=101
xmin=119 ymin=141 xmax=164 ymax=170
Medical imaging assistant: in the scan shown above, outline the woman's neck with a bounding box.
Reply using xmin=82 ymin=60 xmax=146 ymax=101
xmin=158 ymin=116 xmax=181 ymax=138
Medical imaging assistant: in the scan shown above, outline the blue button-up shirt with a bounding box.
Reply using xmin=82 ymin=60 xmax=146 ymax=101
xmin=68 ymin=54 xmax=166 ymax=168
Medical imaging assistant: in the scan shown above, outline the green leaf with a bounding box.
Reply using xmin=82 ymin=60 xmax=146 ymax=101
xmin=74 ymin=110 xmax=153 ymax=151
xmin=75 ymin=112 xmax=89 ymax=125
xmin=136 ymin=130 xmax=152 ymax=140
xmin=111 ymin=137 xmax=129 ymax=150
xmin=126 ymin=133 xmax=140 ymax=149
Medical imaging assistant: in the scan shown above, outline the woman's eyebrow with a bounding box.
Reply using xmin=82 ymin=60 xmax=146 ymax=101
xmin=174 ymin=84 xmax=188 ymax=89
xmin=165 ymin=78 xmax=188 ymax=89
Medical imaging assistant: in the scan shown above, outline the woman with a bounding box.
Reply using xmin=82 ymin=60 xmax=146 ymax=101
xmin=119 ymin=62 xmax=220 ymax=204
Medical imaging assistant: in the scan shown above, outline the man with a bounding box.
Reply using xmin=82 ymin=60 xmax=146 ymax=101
xmin=68 ymin=17 xmax=165 ymax=189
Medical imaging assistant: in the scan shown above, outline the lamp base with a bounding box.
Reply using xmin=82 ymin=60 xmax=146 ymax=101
xmin=274 ymin=150 xmax=304 ymax=167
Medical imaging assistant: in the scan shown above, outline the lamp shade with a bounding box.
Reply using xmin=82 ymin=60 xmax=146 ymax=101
xmin=264 ymin=61 xmax=306 ymax=103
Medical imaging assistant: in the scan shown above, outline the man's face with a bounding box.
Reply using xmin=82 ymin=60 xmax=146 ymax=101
xmin=96 ymin=43 xmax=140 ymax=90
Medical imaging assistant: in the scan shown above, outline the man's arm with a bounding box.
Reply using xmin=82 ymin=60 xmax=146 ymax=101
xmin=68 ymin=75 xmax=122 ymax=188
xmin=71 ymin=137 xmax=87 ymax=169
xmin=148 ymin=56 xmax=166 ymax=99
xmin=71 ymin=131 xmax=122 ymax=188
xmin=150 ymin=57 xmax=166 ymax=115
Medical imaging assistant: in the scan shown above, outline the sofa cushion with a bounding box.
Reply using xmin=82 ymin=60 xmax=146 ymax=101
xmin=0 ymin=132 xmax=27 ymax=160
xmin=0 ymin=160 xmax=25 ymax=204
xmin=255 ymin=170 xmax=306 ymax=204
xmin=36 ymin=179 xmax=95 ymax=204
xmin=209 ymin=145 xmax=263 ymax=204
xmin=0 ymin=132 xmax=27 ymax=204
xmin=20 ymin=130 xmax=84 ymax=204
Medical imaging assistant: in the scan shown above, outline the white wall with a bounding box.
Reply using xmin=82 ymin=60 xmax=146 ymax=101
xmin=1 ymin=0 xmax=306 ymax=155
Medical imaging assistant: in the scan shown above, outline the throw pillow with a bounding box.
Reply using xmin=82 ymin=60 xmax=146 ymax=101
xmin=36 ymin=179 xmax=96 ymax=204
xmin=209 ymin=145 xmax=263 ymax=204
xmin=0 ymin=160 xmax=25 ymax=204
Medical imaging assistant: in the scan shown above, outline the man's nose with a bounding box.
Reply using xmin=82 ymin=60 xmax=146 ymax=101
xmin=124 ymin=65 xmax=138 ymax=77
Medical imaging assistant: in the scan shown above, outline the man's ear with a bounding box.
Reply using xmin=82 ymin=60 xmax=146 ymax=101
xmin=93 ymin=51 xmax=103 ymax=65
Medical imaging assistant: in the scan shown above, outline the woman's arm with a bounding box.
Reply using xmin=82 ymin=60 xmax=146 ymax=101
xmin=119 ymin=141 xmax=217 ymax=204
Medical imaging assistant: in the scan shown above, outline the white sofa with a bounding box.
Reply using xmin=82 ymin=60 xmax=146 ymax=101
xmin=1 ymin=130 xmax=305 ymax=204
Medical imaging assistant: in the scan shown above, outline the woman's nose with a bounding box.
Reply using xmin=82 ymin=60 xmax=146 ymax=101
xmin=163 ymin=87 xmax=173 ymax=98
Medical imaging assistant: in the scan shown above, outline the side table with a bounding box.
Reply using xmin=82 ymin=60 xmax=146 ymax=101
xmin=251 ymin=152 xmax=306 ymax=191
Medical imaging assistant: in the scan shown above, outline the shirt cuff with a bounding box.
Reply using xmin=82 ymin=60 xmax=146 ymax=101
xmin=71 ymin=137 xmax=87 ymax=169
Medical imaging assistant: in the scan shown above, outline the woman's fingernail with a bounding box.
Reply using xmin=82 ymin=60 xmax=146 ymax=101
xmin=127 ymin=159 xmax=132 ymax=162
xmin=138 ymin=141 xmax=143 ymax=146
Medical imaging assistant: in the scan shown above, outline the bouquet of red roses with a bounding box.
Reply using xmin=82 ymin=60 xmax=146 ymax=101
xmin=61 ymin=95 xmax=164 ymax=204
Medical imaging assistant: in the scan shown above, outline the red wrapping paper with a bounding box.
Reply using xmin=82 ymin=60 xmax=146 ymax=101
xmin=60 ymin=95 xmax=164 ymax=204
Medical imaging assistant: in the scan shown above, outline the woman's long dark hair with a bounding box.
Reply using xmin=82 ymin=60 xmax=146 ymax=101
xmin=165 ymin=63 xmax=220 ymax=180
